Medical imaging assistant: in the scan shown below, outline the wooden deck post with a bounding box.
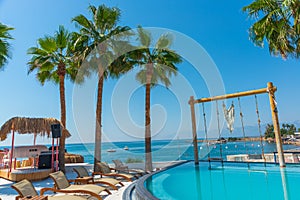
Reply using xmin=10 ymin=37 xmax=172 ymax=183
xmin=189 ymin=96 xmax=199 ymax=165
xmin=267 ymin=82 xmax=285 ymax=167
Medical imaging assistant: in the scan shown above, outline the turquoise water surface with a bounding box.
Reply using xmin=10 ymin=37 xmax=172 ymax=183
xmin=64 ymin=140 xmax=298 ymax=164
xmin=2 ymin=140 xmax=298 ymax=165
xmin=145 ymin=161 xmax=300 ymax=200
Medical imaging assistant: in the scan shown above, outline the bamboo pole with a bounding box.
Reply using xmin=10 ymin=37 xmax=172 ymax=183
xmin=189 ymin=96 xmax=199 ymax=164
xmin=195 ymin=88 xmax=270 ymax=103
xmin=268 ymin=82 xmax=285 ymax=167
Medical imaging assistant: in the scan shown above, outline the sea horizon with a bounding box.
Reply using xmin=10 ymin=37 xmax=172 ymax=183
xmin=40 ymin=140 xmax=300 ymax=164
xmin=1 ymin=139 xmax=298 ymax=165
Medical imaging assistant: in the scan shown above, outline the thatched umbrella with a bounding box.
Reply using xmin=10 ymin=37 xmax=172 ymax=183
xmin=0 ymin=117 xmax=71 ymax=141
xmin=0 ymin=117 xmax=71 ymax=172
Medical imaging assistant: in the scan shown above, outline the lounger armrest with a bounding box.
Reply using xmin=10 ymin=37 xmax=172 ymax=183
xmin=110 ymin=167 xmax=117 ymax=172
xmin=40 ymin=187 xmax=104 ymax=200
xmin=128 ymin=169 xmax=148 ymax=175
xmin=93 ymin=172 xmax=131 ymax=181
xmin=40 ymin=187 xmax=56 ymax=195
xmin=92 ymin=172 xmax=103 ymax=177
xmin=128 ymin=169 xmax=140 ymax=173
xmin=116 ymin=166 xmax=129 ymax=172
xmin=68 ymin=179 xmax=76 ymax=183
xmin=106 ymin=173 xmax=133 ymax=182
xmin=15 ymin=195 xmax=22 ymax=200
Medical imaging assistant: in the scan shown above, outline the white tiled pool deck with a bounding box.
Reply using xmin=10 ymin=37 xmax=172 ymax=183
xmin=0 ymin=161 xmax=182 ymax=199
xmin=0 ymin=170 xmax=132 ymax=200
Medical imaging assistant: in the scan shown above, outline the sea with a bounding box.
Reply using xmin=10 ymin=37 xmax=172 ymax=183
xmin=63 ymin=140 xmax=300 ymax=164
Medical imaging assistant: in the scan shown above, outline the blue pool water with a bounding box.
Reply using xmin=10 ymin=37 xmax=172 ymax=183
xmin=145 ymin=161 xmax=300 ymax=200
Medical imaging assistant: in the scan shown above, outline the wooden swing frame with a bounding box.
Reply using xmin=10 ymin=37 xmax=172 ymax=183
xmin=189 ymin=82 xmax=286 ymax=167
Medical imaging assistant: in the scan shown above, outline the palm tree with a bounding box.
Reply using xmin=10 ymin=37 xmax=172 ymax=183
xmin=243 ymin=0 xmax=300 ymax=59
xmin=264 ymin=123 xmax=275 ymax=138
xmin=72 ymin=5 xmax=132 ymax=170
xmin=0 ymin=22 xmax=14 ymax=68
xmin=130 ymin=27 xmax=182 ymax=171
xmin=27 ymin=26 xmax=79 ymax=172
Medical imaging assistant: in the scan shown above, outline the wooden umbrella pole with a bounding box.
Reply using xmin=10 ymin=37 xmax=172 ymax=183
xmin=51 ymin=138 xmax=54 ymax=172
xmin=56 ymin=138 xmax=59 ymax=171
xmin=9 ymin=123 xmax=15 ymax=173
xmin=189 ymin=96 xmax=199 ymax=164
xmin=268 ymin=82 xmax=285 ymax=167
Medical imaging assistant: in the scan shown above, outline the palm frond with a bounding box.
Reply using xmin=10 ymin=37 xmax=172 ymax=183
xmin=0 ymin=40 xmax=11 ymax=68
xmin=72 ymin=15 xmax=95 ymax=34
xmin=135 ymin=68 xmax=147 ymax=85
xmin=38 ymin=36 xmax=57 ymax=53
xmin=156 ymin=33 xmax=173 ymax=49
xmin=88 ymin=5 xmax=97 ymax=16
xmin=55 ymin=25 xmax=69 ymax=50
xmin=27 ymin=47 xmax=48 ymax=56
xmin=0 ymin=23 xmax=14 ymax=39
xmin=137 ymin=26 xmax=151 ymax=47
xmin=95 ymin=5 xmax=121 ymax=32
xmin=0 ymin=23 xmax=14 ymax=68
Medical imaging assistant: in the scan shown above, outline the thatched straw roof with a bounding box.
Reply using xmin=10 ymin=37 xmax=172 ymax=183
xmin=0 ymin=117 xmax=71 ymax=141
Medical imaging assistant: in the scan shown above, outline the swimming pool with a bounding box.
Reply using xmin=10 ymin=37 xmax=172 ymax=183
xmin=141 ymin=161 xmax=300 ymax=200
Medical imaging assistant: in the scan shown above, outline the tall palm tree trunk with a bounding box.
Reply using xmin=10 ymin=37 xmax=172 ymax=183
xmin=58 ymin=62 xmax=66 ymax=173
xmin=145 ymin=64 xmax=153 ymax=172
xmin=94 ymin=75 xmax=104 ymax=171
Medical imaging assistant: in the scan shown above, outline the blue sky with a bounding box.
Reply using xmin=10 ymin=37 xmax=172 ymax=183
xmin=0 ymin=0 xmax=299 ymax=146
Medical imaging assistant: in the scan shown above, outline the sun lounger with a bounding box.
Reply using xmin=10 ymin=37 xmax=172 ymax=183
xmin=11 ymin=179 xmax=86 ymax=200
xmin=95 ymin=162 xmax=138 ymax=182
xmin=42 ymin=171 xmax=111 ymax=200
xmin=73 ymin=166 xmax=124 ymax=190
xmin=112 ymin=159 xmax=147 ymax=176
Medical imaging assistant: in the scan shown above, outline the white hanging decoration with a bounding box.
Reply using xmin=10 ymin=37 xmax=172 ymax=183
xmin=223 ymin=102 xmax=235 ymax=133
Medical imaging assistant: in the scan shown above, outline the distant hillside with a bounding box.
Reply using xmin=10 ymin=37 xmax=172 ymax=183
xmin=163 ymin=120 xmax=300 ymax=140
xmin=221 ymin=120 xmax=300 ymax=138
xmin=196 ymin=121 xmax=300 ymax=139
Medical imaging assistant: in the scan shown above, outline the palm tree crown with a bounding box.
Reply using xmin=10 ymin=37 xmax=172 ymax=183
xmin=0 ymin=23 xmax=14 ymax=69
xmin=28 ymin=26 xmax=78 ymax=83
xmin=72 ymin=4 xmax=131 ymax=72
xmin=243 ymin=0 xmax=300 ymax=59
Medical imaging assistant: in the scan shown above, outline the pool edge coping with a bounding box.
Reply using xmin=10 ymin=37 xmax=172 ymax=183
xmin=134 ymin=160 xmax=190 ymax=200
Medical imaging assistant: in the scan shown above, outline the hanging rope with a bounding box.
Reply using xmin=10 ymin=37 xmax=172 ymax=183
xmin=216 ymin=101 xmax=224 ymax=166
xmin=238 ymin=97 xmax=250 ymax=168
xmin=202 ymin=103 xmax=211 ymax=168
xmin=255 ymin=95 xmax=266 ymax=165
